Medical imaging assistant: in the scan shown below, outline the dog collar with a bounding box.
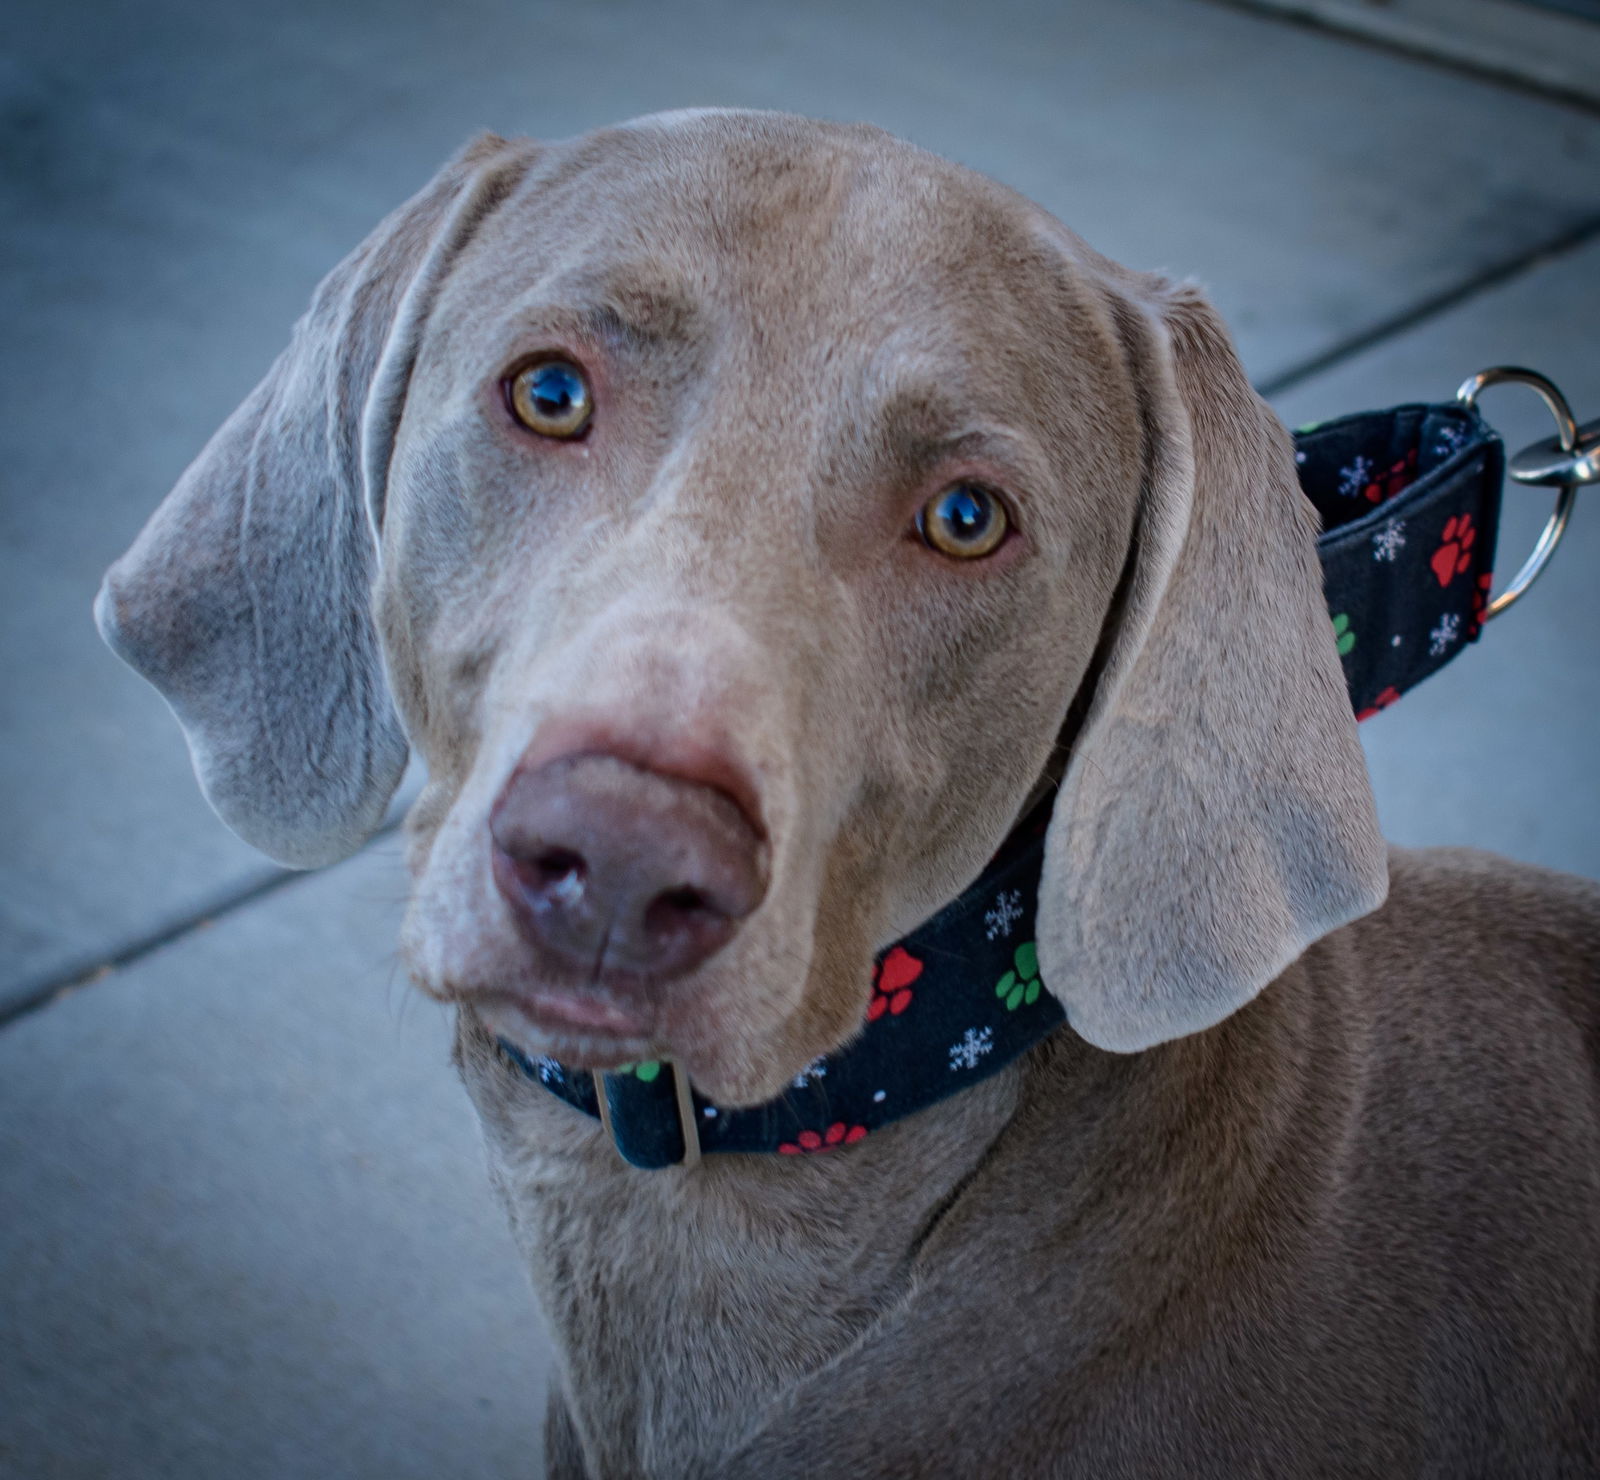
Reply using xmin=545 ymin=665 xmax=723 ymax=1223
xmin=503 ymin=396 xmax=1510 ymax=1168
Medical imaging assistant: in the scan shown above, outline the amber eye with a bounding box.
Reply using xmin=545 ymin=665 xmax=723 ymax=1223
xmin=508 ymin=359 xmax=593 ymax=439
xmin=916 ymin=483 xmax=1010 ymax=559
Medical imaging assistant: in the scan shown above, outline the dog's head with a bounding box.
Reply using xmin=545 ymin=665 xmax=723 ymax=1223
xmin=96 ymin=111 xmax=1385 ymax=1105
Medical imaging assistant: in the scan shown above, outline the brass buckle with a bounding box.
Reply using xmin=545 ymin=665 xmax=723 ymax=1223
xmin=592 ymin=1063 xmax=703 ymax=1171
xmin=1457 ymin=366 xmax=1594 ymax=620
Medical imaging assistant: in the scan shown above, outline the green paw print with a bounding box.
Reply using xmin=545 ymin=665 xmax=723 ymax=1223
xmin=1331 ymin=613 xmax=1356 ymax=656
xmin=996 ymin=942 xmax=1042 ymax=1011
xmin=616 ymin=1060 xmax=662 ymax=1082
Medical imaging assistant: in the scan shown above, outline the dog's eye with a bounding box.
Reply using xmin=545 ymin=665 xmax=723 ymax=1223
xmin=507 ymin=359 xmax=593 ymax=439
xmin=916 ymin=483 xmax=1010 ymax=559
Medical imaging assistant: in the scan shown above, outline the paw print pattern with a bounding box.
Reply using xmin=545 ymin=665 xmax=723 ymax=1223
xmin=868 ymin=946 xmax=923 ymax=1021
xmin=1355 ymin=686 xmax=1400 ymax=722
xmin=1378 ymin=448 xmax=1420 ymax=503
xmin=779 ymin=1122 xmax=868 ymax=1155
xmin=1331 ymin=613 xmax=1356 ymax=656
xmin=996 ymin=942 xmax=1042 ymax=1012
xmin=1469 ymin=571 xmax=1493 ymax=636
xmin=1430 ymin=514 xmax=1476 ymax=588
xmin=1339 ymin=449 xmax=1418 ymax=504
xmin=617 ymin=1060 xmax=662 ymax=1082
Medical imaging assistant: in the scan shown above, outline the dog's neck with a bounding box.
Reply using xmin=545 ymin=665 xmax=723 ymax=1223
xmin=455 ymin=1007 xmax=1027 ymax=1474
xmin=453 ymin=975 xmax=1328 ymax=1478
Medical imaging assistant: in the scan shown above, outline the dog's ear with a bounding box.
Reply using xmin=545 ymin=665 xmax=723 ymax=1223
xmin=95 ymin=134 xmax=536 ymax=868
xmin=1037 ymin=278 xmax=1387 ymax=1051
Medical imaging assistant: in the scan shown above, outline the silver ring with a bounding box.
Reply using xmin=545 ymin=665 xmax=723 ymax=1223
xmin=1456 ymin=366 xmax=1582 ymax=620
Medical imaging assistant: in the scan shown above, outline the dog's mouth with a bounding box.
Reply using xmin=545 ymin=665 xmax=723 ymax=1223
xmin=471 ymin=986 xmax=658 ymax=1070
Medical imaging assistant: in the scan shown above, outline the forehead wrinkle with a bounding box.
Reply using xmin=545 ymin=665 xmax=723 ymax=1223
xmin=534 ymin=265 xmax=705 ymax=349
xmin=844 ymin=356 xmax=1050 ymax=478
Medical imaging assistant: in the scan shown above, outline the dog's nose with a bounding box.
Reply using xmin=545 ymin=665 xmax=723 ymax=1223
xmin=489 ymin=753 xmax=768 ymax=978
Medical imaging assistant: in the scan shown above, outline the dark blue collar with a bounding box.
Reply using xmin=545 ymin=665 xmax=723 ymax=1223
xmin=501 ymin=398 xmax=1506 ymax=1168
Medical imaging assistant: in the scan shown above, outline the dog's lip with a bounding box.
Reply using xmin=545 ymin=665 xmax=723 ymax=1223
xmin=472 ymin=986 xmax=656 ymax=1063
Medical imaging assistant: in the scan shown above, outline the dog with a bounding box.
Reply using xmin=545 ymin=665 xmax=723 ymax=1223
xmin=96 ymin=110 xmax=1600 ymax=1477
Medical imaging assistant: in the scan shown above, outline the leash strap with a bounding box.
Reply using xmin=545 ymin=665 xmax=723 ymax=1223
xmin=504 ymin=395 xmax=1515 ymax=1168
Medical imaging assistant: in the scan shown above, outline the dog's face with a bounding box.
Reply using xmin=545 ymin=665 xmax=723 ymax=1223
xmin=381 ymin=115 xmax=1139 ymax=1102
xmin=96 ymin=111 xmax=1387 ymax=1107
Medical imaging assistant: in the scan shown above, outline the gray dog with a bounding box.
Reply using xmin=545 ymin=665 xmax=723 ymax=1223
xmin=97 ymin=110 xmax=1600 ymax=1477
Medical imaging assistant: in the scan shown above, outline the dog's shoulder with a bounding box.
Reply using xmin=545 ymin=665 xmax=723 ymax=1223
xmin=1383 ymin=843 xmax=1600 ymax=929
xmin=1296 ymin=844 xmax=1600 ymax=1218
xmin=1362 ymin=844 xmax=1600 ymax=1040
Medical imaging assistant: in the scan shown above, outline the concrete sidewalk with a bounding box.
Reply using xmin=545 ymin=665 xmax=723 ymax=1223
xmin=3 ymin=1 xmax=1597 ymax=1475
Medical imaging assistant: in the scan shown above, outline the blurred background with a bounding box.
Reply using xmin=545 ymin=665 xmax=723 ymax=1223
xmin=2 ymin=1 xmax=1597 ymax=1475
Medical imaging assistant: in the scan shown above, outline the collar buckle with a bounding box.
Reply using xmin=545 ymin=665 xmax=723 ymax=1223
xmin=592 ymin=1063 xmax=703 ymax=1170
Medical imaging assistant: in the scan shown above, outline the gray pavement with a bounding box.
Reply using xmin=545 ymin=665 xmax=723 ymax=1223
xmin=1 ymin=839 xmax=550 ymax=1480
xmin=3 ymin=1 xmax=1598 ymax=1476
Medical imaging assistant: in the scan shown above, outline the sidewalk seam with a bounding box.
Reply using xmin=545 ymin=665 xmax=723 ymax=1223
xmin=0 ymin=867 xmax=299 ymax=1029
xmin=1209 ymin=0 xmax=1600 ymax=118
xmin=1260 ymin=211 xmax=1600 ymax=397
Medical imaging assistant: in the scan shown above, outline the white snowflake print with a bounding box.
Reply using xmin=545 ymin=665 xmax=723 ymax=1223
xmin=1338 ymin=455 xmax=1373 ymax=499
xmin=1371 ymin=519 xmax=1406 ymax=563
xmin=948 ymin=1026 xmax=995 ymax=1072
xmin=792 ymin=1056 xmax=828 ymax=1089
xmin=1428 ymin=612 xmax=1461 ymax=657
xmin=984 ymin=888 xmax=1024 ymax=941
xmin=533 ymin=1055 xmax=565 ymax=1086
xmin=1432 ymin=423 xmax=1467 ymax=459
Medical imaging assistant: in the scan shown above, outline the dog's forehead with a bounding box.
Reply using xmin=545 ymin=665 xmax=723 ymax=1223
xmin=467 ymin=112 xmax=1085 ymax=343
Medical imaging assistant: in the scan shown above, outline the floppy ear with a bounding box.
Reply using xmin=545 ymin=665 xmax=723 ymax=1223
xmin=1037 ymin=279 xmax=1388 ymax=1052
xmin=95 ymin=133 xmax=535 ymax=868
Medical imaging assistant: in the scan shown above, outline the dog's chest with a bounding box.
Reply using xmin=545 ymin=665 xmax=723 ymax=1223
xmin=458 ymin=1027 xmax=1020 ymax=1476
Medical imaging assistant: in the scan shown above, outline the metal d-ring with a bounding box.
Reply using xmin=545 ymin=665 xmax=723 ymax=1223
xmin=1456 ymin=366 xmax=1592 ymax=620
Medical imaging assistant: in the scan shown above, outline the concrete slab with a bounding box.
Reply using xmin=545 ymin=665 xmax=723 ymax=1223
xmin=0 ymin=837 xmax=549 ymax=1480
xmin=1272 ymin=236 xmax=1600 ymax=879
xmin=6 ymin=0 xmax=1599 ymax=1006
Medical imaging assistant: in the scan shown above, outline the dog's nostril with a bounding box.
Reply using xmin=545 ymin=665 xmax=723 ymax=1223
xmin=644 ymin=884 xmax=725 ymax=941
xmin=656 ymin=885 xmax=710 ymax=915
xmin=642 ymin=883 xmax=736 ymax=961
xmin=530 ymin=847 xmax=587 ymax=903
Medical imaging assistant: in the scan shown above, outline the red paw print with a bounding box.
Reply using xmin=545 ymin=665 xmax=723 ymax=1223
xmin=1369 ymin=448 xmax=1418 ymax=504
xmin=1430 ymin=514 xmax=1476 ymax=587
xmin=1469 ymin=571 xmax=1493 ymax=636
xmin=779 ymin=1122 xmax=868 ymax=1155
xmin=1355 ymin=686 xmax=1401 ymax=722
xmin=867 ymin=946 xmax=922 ymax=1021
